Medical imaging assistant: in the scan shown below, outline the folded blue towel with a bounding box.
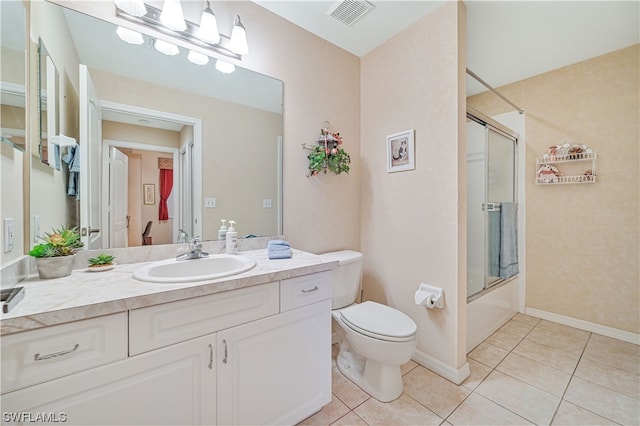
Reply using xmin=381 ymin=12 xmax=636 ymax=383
xmin=268 ymin=240 xmax=292 ymax=259
xmin=268 ymin=239 xmax=290 ymax=248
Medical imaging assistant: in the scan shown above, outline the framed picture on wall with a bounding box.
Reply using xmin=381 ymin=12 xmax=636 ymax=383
xmin=387 ymin=129 xmax=415 ymax=172
xmin=144 ymin=184 xmax=155 ymax=205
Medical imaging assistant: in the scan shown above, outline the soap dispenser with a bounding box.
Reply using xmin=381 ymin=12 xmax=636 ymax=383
xmin=225 ymin=220 xmax=237 ymax=254
xmin=218 ymin=219 xmax=228 ymax=241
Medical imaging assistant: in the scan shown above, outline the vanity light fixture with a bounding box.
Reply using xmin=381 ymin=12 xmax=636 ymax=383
xmin=116 ymin=0 xmax=249 ymax=61
xmin=116 ymin=26 xmax=144 ymax=44
xmin=159 ymin=0 xmax=187 ymax=31
xmin=187 ymin=50 xmax=209 ymax=65
xmin=154 ymin=39 xmax=179 ymax=56
xmin=215 ymin=59 xmax=235 ymax=74
xmin=197 ymin=1 xmax=220 ymax=45
xmin=114 ymin=0 xmax=146 ymax=17
xmin=229 ymin=15 xmax=248 ymax=55
xmin=115 ymin=2 xmax=246 ymax=62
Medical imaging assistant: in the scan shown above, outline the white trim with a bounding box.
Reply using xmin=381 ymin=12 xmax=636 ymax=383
xmin=99 ymin=100 xmax=203 ymax=241
xmin=526 ymin=307 xmax=640 ymax=345
xmin=103 ymin=139 xmax=179 ymax=245
xmin=412 ymin=350 xmax=470 ymax=385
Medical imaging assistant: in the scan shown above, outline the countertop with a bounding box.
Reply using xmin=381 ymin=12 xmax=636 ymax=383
xmin=0 ymin=249 xmax=337 ymax=336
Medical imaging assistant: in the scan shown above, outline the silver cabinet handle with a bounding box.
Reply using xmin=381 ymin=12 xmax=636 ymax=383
xmin=301 ymin=286 xmax=319 ymax=293
xmin=208 ymin=344 xmax=213 ymax=370
xmin=222 ymin=339 xmax=228 ymax=364
xmin=34 ymin=344 xmax=79 ymax=361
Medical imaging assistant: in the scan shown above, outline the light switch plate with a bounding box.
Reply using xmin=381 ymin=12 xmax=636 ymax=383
xmin=263 ymin=199 xmax=273 ymax=208
xmin=205 ymin=197 xmax=216 ymax=208
xmin=3 ymin=218 xmax=14 ymax=252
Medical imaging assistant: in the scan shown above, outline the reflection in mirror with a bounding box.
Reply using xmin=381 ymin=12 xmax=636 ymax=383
xmin=30 ymin=2 xmax=283 ymax=250
xmin=0 ymin=0 xmax=26 ymax=152
xmin=38 ymin=39 xmax=60 ymax=166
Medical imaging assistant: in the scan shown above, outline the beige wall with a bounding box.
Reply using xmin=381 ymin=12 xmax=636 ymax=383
xmin=361 ymin=2 xmax=468 ymax=380
xmin=1 ymin=144 xmax=25 ymax=265
xmin=468 ymin=45 xmax=640 ymax=334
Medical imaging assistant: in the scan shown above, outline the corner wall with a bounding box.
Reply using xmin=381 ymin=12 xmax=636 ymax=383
xmin=468 ymin=45 xmax=640 ymax=338
xmin=360 ymin=2 xmax=469 ymax=382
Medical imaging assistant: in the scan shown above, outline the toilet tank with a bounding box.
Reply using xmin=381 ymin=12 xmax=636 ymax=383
xmin=319 ymin=250 xmax=362 ymax=309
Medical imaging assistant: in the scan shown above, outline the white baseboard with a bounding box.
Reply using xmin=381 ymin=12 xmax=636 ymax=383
xmin=526 ymin=307 xmax=640 ymax=345
xmin=412 ymin=350 xmax=470 ymax=385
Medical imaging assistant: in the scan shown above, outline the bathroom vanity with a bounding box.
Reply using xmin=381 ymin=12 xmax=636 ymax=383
xmin=0 ymin=249 xmax=335 ymax=425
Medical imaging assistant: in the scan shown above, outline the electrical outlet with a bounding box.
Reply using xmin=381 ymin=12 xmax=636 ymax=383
xmin=3 ymin=218 xmax=14 ymax=252
xmin=263 ymin=198 xmax=272 ymax=208
xmin=205 ymin=197 xmax=216 ymax=208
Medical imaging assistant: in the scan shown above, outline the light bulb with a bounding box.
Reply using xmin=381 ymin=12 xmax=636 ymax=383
xmin=155 ymin=39 xmax=179 ymax=56
xmin=160 ymin=0 xmax=187 ymax=31
xmin=215 ymin=59 xmax=235 ymax=74
xmin=197 ymin=1 xmax=220 ymax=44
xmin=116 ymin=26 xmax=144 ymax=45
xmin=188 ymin=50 xmax=209 ymax=65
xmin=115 ymin=0 xmax=147 ymax=17
xmin=229 ymin=15 xmax=248 ymax=55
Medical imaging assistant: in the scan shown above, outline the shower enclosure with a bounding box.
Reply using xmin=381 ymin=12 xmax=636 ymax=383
xmin=466 ymin=108 xmax=521 ymax=350
xmin=467 ymin=111 xmax=518 ymax=298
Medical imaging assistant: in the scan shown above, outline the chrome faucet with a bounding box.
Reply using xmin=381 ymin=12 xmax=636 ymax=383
xmin=177 ymin=229 xmax=189 ymax=243
xmin=176 ymin=236 xmax=209 ymax=260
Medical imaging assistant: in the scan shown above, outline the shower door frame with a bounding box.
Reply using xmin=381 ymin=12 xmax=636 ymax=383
xmin=467 ymin=107 xmax=519 ymax=300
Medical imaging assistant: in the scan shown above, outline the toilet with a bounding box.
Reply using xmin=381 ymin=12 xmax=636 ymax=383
xmin=319 ymin=250 xmax=417 ymax=403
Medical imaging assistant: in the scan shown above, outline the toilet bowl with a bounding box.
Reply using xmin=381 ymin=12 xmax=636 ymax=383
xmin=319 ymin=251 xmax=417 ymax=402
xmin=332 ymin=301 xmax=417 ymax=402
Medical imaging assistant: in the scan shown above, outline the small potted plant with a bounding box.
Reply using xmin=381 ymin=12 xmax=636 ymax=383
xmin=29 ymin=226 xmax=84 ymax=279
xmin=87 ymin=253 xmax=116 ymax=272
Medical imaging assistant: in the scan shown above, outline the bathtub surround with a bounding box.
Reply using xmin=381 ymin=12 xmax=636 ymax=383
xmin=468 ymin=45 xmax=640 ymax=341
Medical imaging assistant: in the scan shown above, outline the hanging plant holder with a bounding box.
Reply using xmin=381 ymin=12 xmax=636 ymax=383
xmin=302 ymin=122 xmax=351 ymax=177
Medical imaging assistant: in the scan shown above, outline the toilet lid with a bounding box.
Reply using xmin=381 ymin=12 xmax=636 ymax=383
xmin=339 ymin=301 xmax=417 ymax=341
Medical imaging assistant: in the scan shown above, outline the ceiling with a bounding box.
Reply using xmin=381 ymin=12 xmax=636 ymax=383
xmin=253 ymin=1 xmax=640 ymax=96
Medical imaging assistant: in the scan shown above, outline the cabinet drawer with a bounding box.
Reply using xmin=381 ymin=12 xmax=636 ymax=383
xmin=1 ymin=313 xmax=128 ymax=393
xmin=129 ymin=282 xmax=279 ymax=355
xmin=280 ymin=272 xmax=332 ymax=312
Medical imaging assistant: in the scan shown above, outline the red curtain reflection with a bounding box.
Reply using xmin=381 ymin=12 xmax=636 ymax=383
xmin=159 ymin=168 xmax=173 ymax=221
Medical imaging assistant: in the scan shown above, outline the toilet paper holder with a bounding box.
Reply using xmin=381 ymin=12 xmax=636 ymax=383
xmin=414 ymin=283 xmax=444 ymax=309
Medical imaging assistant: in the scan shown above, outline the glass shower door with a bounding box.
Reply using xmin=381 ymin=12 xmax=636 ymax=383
xmin=467 ymin=119 xmax=517 ymax=299
xmin=485 ymin=129 xmax=516 ymax=289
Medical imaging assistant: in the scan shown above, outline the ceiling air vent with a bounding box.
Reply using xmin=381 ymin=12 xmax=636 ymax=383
xmin=327 ymin=0 xmax=375 ymax=27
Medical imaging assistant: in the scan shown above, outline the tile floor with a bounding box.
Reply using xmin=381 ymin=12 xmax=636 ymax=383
xmin=299 ymin=313 xmax=640 ymax=426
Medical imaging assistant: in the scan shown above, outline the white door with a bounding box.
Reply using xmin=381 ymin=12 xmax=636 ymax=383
xmin=109 ymin=147 xmax=128 ymax=248
xmin=79 ymin=64 xmax=102 ymax=249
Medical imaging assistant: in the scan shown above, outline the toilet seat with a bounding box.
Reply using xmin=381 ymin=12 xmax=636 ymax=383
xmin=339 ymin=301 xmax=417 ymax=342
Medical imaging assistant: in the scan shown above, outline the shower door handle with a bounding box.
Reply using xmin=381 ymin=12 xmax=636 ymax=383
xmin=482 ymin=202 xmax=500 ymax=212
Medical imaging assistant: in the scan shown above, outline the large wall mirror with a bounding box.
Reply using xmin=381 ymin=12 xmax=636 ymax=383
xmin=29 ymin=1 xmax=283 ymax=251
xmin=1 ymin=0 xmax=26 ymax=152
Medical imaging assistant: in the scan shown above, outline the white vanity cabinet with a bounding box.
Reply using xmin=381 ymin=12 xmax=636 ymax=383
xmin=0 ymin=270 xmax=333 ymax=426
xmin=217 ymin=299 xmax=331 ymax=425
xmin=1 ymin=333 xmax=217 ymax=425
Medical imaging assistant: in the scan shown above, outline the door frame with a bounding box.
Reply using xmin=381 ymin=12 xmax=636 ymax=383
xmin=100 ymin=100 xmax=202 ymax=243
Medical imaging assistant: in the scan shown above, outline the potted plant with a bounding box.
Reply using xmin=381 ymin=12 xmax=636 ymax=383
xmin=87 ymin=253 xmax=116 ymax=272
xmin=303 ymin=124 xmax=351 ymax=177
xmin=29 ymin=226 xmax=83 ymax=279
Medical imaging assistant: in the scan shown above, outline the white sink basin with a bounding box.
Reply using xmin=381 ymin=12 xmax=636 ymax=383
xmin=133 ymin=254 xmax=257 ymax=283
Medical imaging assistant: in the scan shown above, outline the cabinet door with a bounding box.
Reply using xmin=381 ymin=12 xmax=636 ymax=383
xmin=217 ymin=299 xmax=331 ymax=426
xmin=1 ymin=334 xmax=216 ymax=425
